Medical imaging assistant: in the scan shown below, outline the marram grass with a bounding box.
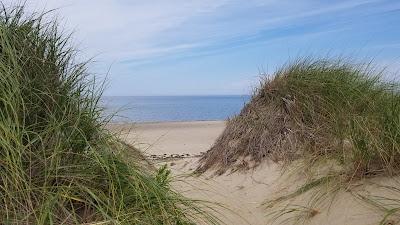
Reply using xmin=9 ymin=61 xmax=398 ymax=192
xmin=0 ymin=5 xmax=219 ymax=225
xmin=197 ymin=57 xmax=400 ymax=223
xmin=199 ymin=57 xmax=400 ymax=179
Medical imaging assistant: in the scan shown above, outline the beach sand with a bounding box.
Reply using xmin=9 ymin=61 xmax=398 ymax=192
xmin=108 ymin=121 xmax=392 ymax=225
xmin=107 ymin=121 xmax=225 ymax=156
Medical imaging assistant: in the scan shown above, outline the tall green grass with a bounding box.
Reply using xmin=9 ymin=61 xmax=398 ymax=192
xmin=261 ymin=58 xmax=400 ymax=223
xmin=198 ymin=56 xmax=400 ymax=223
xmin=200 ymin=57 xmax=400 ymax=178
xmin=263 ymin=59 xmax=400 ymax=224
xmin=269 ymin=58 xmax=400 ymax=177
xmin=0 ymin=5 xmax=219 ymax=224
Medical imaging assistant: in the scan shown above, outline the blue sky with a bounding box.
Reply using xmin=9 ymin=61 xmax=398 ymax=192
xmin=8 ymin=0 xmax=400 ymax=96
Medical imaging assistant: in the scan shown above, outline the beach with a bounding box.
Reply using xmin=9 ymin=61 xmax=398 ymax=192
xmin=107 ymin=121 xmax=225 ymax=156
xmin=108 ymin=121 xmax=389 ymax=225
xmin=7 ymin=3 xmax=400 ymax=224
xmin=108 ymin=121 xmax=270 ymax=224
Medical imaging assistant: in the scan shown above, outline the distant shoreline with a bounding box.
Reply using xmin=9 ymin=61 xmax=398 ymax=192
xmin=101 ymin=95 xmax=249 ymax=123
xmin=108 ymin=119 xmax=227 ymax=125
xmin=107 ymin=120 xmax=226 ymax=132
xmin=102 ymin=95 xmax=250 ymax=98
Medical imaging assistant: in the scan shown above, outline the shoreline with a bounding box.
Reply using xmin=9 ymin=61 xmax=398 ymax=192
xmin=107 ymin=119 xmax=227 ymax=125
xmin=107 ymin=120 xmax=226 ymax=131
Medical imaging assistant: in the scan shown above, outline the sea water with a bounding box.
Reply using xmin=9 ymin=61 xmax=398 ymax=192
xmin=101 ymin=95 xmax=250 ymax=123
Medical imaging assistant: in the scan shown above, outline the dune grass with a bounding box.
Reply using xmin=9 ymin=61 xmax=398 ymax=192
xmin=0 ymin=5 xmax=220 ymax=224
xmin=197 ymin=57 xmax=400 ymax=223
xmin=199 ymin=57 xmax=400 ymax=178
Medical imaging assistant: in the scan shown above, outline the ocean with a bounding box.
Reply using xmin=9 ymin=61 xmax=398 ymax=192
xmin=101 ymin=95 xmax=250 ymax=123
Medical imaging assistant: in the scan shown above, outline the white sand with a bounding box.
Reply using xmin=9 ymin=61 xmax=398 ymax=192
xmin=108 ymin=121 xmax=394 ymax=225
xmin=107 ymin=121 xmax=225 ymax=155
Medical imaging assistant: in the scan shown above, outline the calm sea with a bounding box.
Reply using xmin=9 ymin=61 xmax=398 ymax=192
xmin=101 ymin=95 xmax=250 ymax=123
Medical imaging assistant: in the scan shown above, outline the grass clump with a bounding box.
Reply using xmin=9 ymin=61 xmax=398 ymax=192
xmin=0 ymin=5 xmax=218 ymax=224
xmin=197 ymin=57 xmax=400 ymax=179
xmin=197 ymin=57 xmax=400 ymax=223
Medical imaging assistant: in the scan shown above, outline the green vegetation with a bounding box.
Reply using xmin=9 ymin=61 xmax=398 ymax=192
xmin=198 ymin=57 xmax=400 ymax=223
xmin=0 ymin=5 xmax=218 ymax=224
xmin=199 ymin=57 xmax=400 ymax=178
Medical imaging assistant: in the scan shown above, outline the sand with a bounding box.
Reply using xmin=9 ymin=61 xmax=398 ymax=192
xmin=108 ymin=121 xmax=395 ymax=225
xmin=107 ymin=121 xmax=225 ymax=156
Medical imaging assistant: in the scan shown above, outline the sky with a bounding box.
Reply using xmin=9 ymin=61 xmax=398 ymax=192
xmin=6 ymin=0 xmax=400 ymax=96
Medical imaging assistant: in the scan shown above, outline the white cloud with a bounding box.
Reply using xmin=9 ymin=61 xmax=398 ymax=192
xmin=9 ymin=0 xmax=229 ymax=60
xmin=4 ymin=0 xmax=398 ymax=66
xmin=4 ymin=1 xmax=390 ymax=61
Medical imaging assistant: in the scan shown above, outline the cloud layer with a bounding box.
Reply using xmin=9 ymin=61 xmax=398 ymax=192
xmin=4 ymin=0 xmax=400 ymax=95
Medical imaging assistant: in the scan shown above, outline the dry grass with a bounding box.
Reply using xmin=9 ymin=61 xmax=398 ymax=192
xmin=197 ymin=57 xmax=400 ymax=224
xmin=197 ymin=58 xmax=400 ymax=179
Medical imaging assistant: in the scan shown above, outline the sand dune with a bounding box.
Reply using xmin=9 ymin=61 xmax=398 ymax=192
xmin=108 ymin=121 xmax=395 ymax=225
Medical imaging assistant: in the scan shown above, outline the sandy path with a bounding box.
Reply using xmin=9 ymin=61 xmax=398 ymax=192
xmin=108 ymin=121 xmax=394 ymax=225
xmin=107 ymin=121 xmax=225 ymax=156
xmin=108 ymin=121 xmax=271 ymax=224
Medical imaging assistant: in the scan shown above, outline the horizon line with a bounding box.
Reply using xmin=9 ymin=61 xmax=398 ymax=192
xmin=102 ymin=94 xmax=252 ymax=97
